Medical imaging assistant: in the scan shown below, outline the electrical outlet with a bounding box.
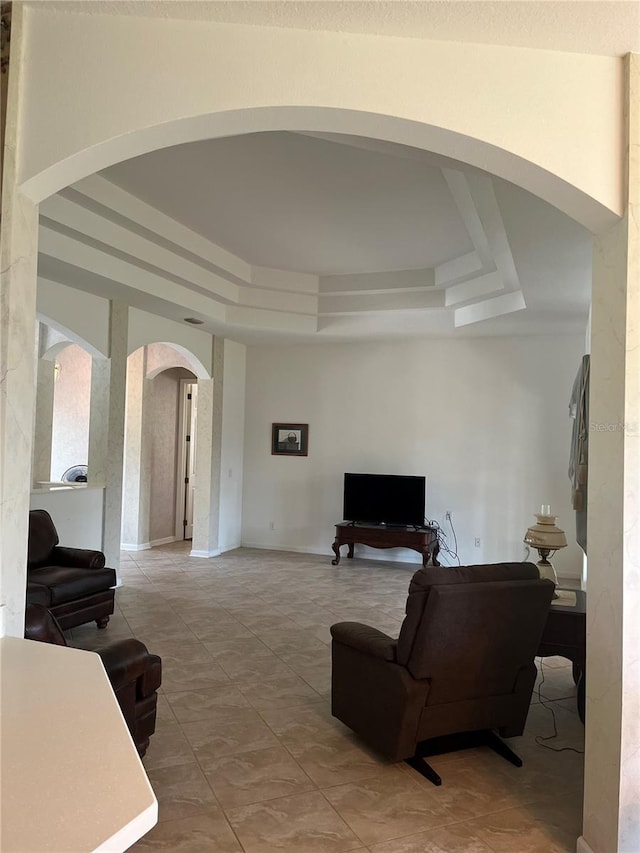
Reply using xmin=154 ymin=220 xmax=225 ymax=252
xmin=474 ymin=537 xmax=481 ymax=548
xmin=445 ymin=510 xmax=452 ymax=520
xmin=269 ymin=521 xmax=275 ymax=530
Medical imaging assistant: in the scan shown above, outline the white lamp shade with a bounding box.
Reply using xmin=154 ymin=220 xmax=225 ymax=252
xmin=524 ymin=512 xmax=568 ymax=550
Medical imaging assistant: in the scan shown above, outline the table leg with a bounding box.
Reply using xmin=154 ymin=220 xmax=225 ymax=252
xmin=431 ymin=542 xmax=440 ymax=567
xmin=331 ymin=539 xmax=341 ymax=566
xmin=347 ymin=543 xmax=354 ymax=559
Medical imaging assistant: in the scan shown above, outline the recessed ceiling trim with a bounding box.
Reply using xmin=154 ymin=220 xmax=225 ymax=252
xmin=454 ymin=290 xmax=526 ymax=327
xmin=41 ymin=193 xmax=241 ymax=304
xmin=434 ymin=250 xmax=483 ymax=289
xmin=74 ymin=173 xmax=252 ymax=281
xmin=465 ymin=172 xmax=521 ymax=291
xmin=442 ymin=168 xmax=494 ymax=267
xmin=445 ymin=270 xmax=505 ymax=307
xmin=320 ymin=267 xmax=436 ymax=294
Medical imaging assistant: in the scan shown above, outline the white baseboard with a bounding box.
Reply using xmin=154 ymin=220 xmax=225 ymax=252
xmin=150 ymin=535 xmax=178 ymax=547
xmin=121 ymin=536 xmax=178 ymax=551
xmin=576 ymin=838 xmax=594 ymax=853
xmin=120 ymin=542 xmax=151 ymax=552
xmin=189 ymin=548 xmax=222 ymax=558
xmin=241 ymin=541 xmax=327 ymax=556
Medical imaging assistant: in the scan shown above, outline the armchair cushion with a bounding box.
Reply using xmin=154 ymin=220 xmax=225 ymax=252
xmin=397 ymin=562 xmax=540 ymax=667
xmin=330 ymin=622 xmax=397 ymax=661
xmin=28 ymin=565 xmax=117 ymax=606
xmin=26 ymin=580 xmax=51 ymax=608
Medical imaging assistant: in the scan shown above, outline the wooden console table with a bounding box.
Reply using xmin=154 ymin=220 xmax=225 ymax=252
xmin=331 ymin=522 xmax=440 ymax=567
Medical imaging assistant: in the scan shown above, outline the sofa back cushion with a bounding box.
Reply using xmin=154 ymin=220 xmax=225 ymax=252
xmin=28 ymin=510 xmax=59 ymax=568
xmin=406 ymin=578 xmax=553 ymax=702
xmin=396 ymin=562 xmax=541 ymax=669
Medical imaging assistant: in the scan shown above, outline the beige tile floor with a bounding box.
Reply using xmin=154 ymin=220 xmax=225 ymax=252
xmin=70 ymin=544 xmax=584 ymax=853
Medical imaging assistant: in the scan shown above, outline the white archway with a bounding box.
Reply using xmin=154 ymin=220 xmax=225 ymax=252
xmin=24 ymin=107 xmax=617 ymax=235
xmin=17 ymin=11 xmax=621 ymax=232
xmin=1 ymin=13 xmax=637 ymax=852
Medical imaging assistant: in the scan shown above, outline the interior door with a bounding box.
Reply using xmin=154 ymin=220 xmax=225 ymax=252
xmin=183 ymin=383 xmax=197 ymax=539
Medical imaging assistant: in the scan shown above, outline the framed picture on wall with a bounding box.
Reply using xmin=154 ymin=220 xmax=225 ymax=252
xmin=271 ymin=423 xmax=309 ymax=457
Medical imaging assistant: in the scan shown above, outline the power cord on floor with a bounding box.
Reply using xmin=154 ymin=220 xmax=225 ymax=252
xmin=424 ymin=518 xmax=461 ymax=566
xmin=534 ymin=657 xmax=584 ymax=755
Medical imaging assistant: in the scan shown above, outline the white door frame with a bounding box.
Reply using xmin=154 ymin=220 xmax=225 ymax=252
xmin=175 ymin=379 xmax=197 ymax=540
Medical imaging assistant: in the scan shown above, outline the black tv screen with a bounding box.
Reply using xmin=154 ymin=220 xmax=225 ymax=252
xmin=343 ymin=473 xmax=425 ymax=526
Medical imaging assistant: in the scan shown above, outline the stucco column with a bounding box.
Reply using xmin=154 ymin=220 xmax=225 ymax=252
xmin=0 ymin=5 xmax=38 ymax=637
xmin=88 ymin=357 xmax=110 ymax=487
xmin=191 ymin=337 xmax=223 ymax=557
xmin=32 ymin=358 xmax=56 ymax=484
xmin=101 ymin=301 xmax=128 ymax=573
xmin=121 ymin=348 xmax=151 ymax=550
xmin=580 ymin=53 xmax=640 ymax=853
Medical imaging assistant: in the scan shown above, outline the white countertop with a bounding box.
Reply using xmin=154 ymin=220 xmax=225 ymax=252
xmin=0 ymin=637 xmax=157 ymax=852
xmin=31 ymin=483 xmax=105 ymax=493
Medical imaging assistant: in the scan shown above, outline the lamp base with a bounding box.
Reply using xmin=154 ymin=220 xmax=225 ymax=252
xmin=536 ymin=557 xmax=558 ymax=598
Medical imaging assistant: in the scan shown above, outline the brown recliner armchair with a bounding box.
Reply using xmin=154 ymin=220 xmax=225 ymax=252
xmin=27 ymin=509 xmax=116 ymax=630
xmin=25 ymin=604 xmax=162 ymax=757
xmin=331 ymin=563 xmax=554 ymax=785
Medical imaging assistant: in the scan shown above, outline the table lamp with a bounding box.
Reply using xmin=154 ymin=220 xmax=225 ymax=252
xmin=523 ymin=505 xmax=567 ymax=588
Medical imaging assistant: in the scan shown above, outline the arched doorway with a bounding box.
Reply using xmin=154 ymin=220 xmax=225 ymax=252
xmin=1 ymin=14 xmax=636 ymax=852
xmin=121 ymin=342 xmax=205 ymax=552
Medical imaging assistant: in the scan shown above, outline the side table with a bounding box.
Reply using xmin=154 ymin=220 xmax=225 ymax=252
xmin=537 ymin=587 xmax=586 ymax=723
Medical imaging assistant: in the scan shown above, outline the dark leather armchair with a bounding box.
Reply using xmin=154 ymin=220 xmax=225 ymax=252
xmin=27 ymin=509 xmax=116 ymax=630
xmin=331 ymin=563 xmax=554 ymax=784
xmin=25 ymin=604 xmax=161 ymax=757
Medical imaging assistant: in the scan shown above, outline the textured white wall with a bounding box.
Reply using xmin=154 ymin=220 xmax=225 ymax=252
xmin=219 ymin=339 xmax=247 ymax=552
xmin=146 ymin=342 xmax=196 ymax=378
xmin=37 ymin=278 xmax=110 ymax=358
xmin=242 ymin=334 xmax=584 ymax=578
xmin=30 ymin=487 xmax=104 ymax=552
xmin=50 ymin=344 xmax=92 ymax=481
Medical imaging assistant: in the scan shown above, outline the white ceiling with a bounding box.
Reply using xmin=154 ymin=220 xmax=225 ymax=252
xmin=34 ymin=129 xmax=592 ymax=343
xmin=31 ymin=1 xmax=640 ymax=57
xmin=103 ymin=133 xmax=474 ymax=276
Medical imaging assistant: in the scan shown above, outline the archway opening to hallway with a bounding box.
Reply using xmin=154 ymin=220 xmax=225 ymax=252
xmin=48 ymin=342 xmax=92 ymax=484
xmin=121 ymin=343 xmax=199 ymax=554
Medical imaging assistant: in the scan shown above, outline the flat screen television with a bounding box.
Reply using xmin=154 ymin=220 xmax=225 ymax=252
xmin=343 ymin=473 xmax=426 ymax=527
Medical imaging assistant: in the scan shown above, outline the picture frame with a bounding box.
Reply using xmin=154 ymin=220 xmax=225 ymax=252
xmin=271 ymin=423 xmax=309 ymax=457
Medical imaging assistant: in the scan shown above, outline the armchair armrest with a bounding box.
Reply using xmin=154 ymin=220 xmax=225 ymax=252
xmin=51 ymin=545 xmax=106 ymax=570
xmin=98 ymin=639 xmax=156 ymax=693
xmin=330 ymin=622 xmax=397 ymax=662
